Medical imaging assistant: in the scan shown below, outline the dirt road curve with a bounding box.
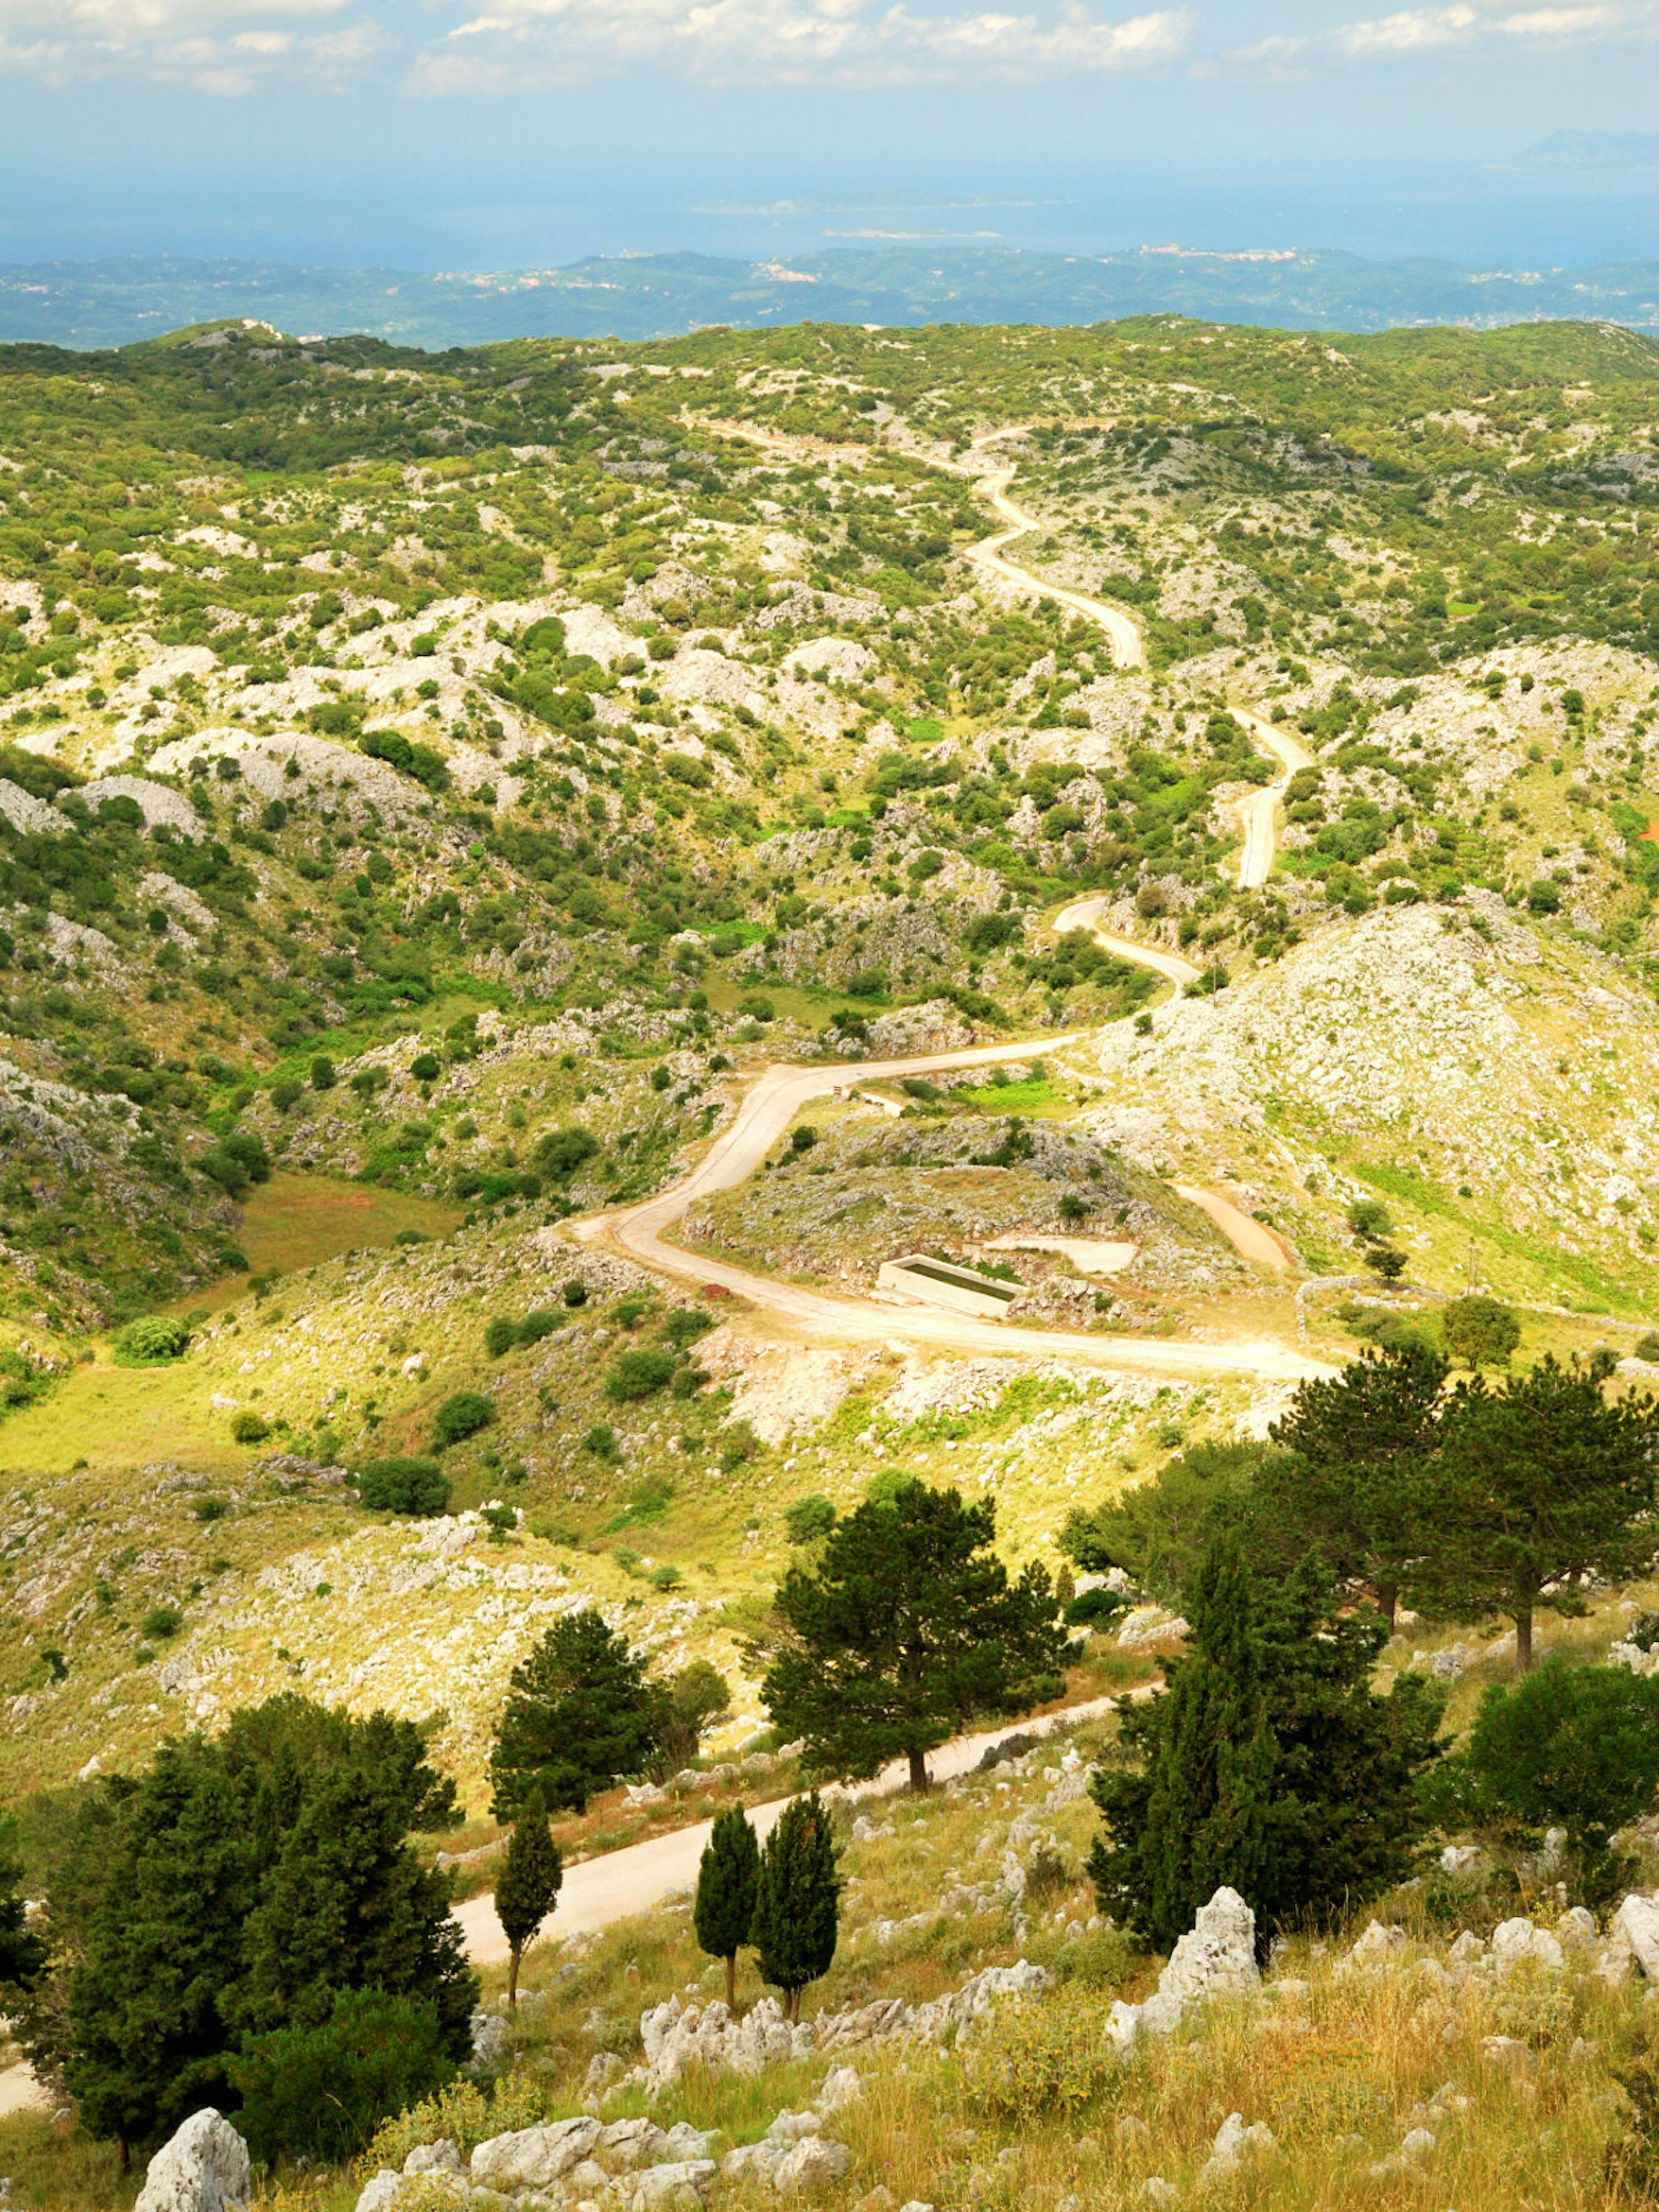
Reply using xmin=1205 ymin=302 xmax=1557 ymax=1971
xmin=1231 ymin=709 xmax=1313 ymax=892
xmin=960 ymin=462 xmax=1144 ymax=669
xmin=580 ymin=1028 xmax=1322 ymax=1380
xmin=455 ymin=1698 xmax=1122 ymax=1966
xmin=1052 ymin=895 xmax=1201 ymax=988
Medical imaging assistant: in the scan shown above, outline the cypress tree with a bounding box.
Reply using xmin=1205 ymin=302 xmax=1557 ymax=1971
xmin=494 ymin=1790 xmax=564 ymax=2008
xmin=693 ymin=1805 xmax=760 ymax=2011
xmin=750 ymin=1795 xmax=839 ymax=2025
xmin=1089 ymin=1533 xmax=1274 ymax=1950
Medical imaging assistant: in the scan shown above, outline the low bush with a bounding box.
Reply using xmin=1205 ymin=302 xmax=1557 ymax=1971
xmin=229 ymin=1988 xmax=455 ymax=2166
xmin=431 ymin=1390 xmax=496 ymax=1447
xmin=357 ymin=1456 xmax=452 ymax=1516
xmin=113 ymin=1315 xmax=190 ymax=1366
xmin=231 ymin=1410 xmax=270 ymax=1445
xmin=962 ymin=1988 xmax=1122 ymax=2118
xmin=605 ymin=1348 xmax=676 ymax=1402
xmin=362 ymin=2072 xmax=550 ymax=2173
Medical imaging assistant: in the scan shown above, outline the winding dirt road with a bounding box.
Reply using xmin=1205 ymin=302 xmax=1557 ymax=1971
xmin=1231 ymin=708 xmax=1313 ymax=893
xmin=594 ymin=416 xmax=1317 ymax=1378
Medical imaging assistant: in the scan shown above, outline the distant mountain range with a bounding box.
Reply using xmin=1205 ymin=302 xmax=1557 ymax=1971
xmin=2 ymin=247 xmax=1656 ymax=350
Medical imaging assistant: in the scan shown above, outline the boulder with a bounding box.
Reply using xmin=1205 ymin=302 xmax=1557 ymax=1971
xmin=623 ymin=2159 xmax=718 ymax=2207
xmin=405 ymin=2141 xmax=464 ymax=2175
xmin=1341 ymin=1920 xmax=1406 ymax=1970
xmin=471 ymin=2116 xmax=603 ymax=2190
xmin=1491 ymin=1918 xmax=1565 ymax=1972
xmin=600 ymin=2117 xmax=672 ymax=2169
xmin=134 ymin=2110 xmax=251 ymax=2212
xmin=1197 ymin=2113 xmax=1275 ymax=2189
xmin=1481 ymin=2034 xmax=1532 ymax=2072
xmin=774 ymin=2138 xmax=854 ymax=2195
xmin=355 ymin=2177 xmax=403 ymax=2212
xmin=820 ymin=2067 xmax=864 ymax=2112
xmin=1615 ymin=1891 xmax=1659 ymax=1979
xmin=766 ymin=2111 xmax=826 ymax=2146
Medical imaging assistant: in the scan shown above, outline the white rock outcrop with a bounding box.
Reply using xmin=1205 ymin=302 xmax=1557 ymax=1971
xmin=1491 ymin=1917 xmax=1565 ymax=1972
xmin=1615 ymin=1890 xmax=1659 ymax=1979
xmin=1106 ymin=1888 xmax=1259 ymax=2045
xmin=470 ymin=2115 xmax=603 ymax=2190
xmin=639 ymin=1962 xmax=1047 ymax=2091
xmin=134 ymin=2110 xmax=251 ymax=2212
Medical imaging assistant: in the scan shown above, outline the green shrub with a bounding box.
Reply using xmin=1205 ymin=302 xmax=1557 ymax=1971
xmin=113 ymin=1315 xmax=190 ymax=1366
xmin=363 ymin=2072 xmax=550 ymax=2172
xmin=517 ymin=1308 xmax=561 ymax=1346
xmin=961 ymin=1988 xmax=1122 ymax=2118
xmin=431 ymin=1390 xmax=496 ymax=1447
xmin=1065 ymin=1586 xmax=1129 ymax=1628
xmin=562 ymin=1280 xmax=588 ymax=1307
xmin=271 ymin=1079 xmax=303 ymax=1113
xmin=605 ymin=1349 xmax=676 ymax=1402
xmin=357 ymin=1456 xmax=451 ymax=1516
xmin=141 ymin=1604 xmax=183 ymax=1641
xmin=1441 ymin=1293 xmax=1521 ymax=1370
xmin=231 ymin=1410 xmax=270 ymax=1445
xmin=484 ymin=1315 xmax=518 ymax=1358
xmin=311 ymin=1055 xmax=337 ymax=1090
xmin=783 ymin=1494 xmax=837 ymax=1544
xmin=228 ymin=1987 xmax=454 ymax=2166
xmin=410 ymin=1052 xmax=441 ymax=1082
xmin=584 ymin=1424 xmax=618 ymax=1459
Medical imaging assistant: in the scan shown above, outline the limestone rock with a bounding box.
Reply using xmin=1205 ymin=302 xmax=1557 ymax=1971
xmin=599 ymin=2117 xmax=671 ymax=2169
xmin=405 ymin=2141 xmax=463 ymax=2175
xmin=774 ymin=2138 xmax=854 ymax=2195
xmin=1491 ymin=1918 xmax=1565 ymax=1972
xmin=1197 ymin=2112 xmax=1275 ymax=2189
xmin=1341 ymin=1920 xmax=1407 ymax=1970
xmin=820 ymin=2067 xmax=863 ymax=2112
xmin=134 ymin=2109 xmax=251 ymax=2212
xmin=1615 ymin=1891 xmax=1659 ymax=1979
xmin=621 ymin=2158 xmax=718 ymax=2207
xmin=471 ymin=2116 xmax=603 ymax=2190
xmin=355 ymin=2176 xmax=403 ymax=2212
xmin=1157 ymin=1888 xmax=1259 ymax=2008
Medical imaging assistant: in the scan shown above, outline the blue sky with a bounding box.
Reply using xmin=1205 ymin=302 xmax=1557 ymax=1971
xmin=1 ymin=0 xmax=1653 ymax=267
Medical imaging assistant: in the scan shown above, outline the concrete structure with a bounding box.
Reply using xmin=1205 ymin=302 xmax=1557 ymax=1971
xmin=875 ymin=1254 xmax=1020 ymax=1318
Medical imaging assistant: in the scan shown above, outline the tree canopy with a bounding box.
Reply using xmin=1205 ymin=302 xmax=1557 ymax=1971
xmin=761 ymin=1479 xmax=1068 ymax=1792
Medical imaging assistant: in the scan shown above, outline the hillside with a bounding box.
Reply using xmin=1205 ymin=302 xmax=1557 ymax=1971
xmin=0 ymin=311 xmax=1657 ymax=1862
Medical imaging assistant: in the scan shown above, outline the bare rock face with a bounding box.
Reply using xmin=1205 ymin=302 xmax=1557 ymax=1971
xmin=133 ymin=2109 xmax=250 ymax=2212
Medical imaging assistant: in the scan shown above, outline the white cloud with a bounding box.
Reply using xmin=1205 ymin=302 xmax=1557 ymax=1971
xmin=1335 ymin=0 xmax=1638 ymax=48
xmin=428 ymin=0 xmax=1190 ymax=83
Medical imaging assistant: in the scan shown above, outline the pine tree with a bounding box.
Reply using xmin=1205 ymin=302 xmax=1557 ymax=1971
xmin=750 ymin=1795 xmax=839 ymax=2024
xmin=1266 ymin=1341 xmax=1449 ymax=1624
xmin=494 ymin=1791 xmax=564 ymax=2008
xmin=62 ymin=1695 xmax=477 ymax=2155
xmin=489 ymin=1609 xmax=662 ymax=1817
xmin=1410 ymin=1352 xmax=1659 ymax=1672
xmin=761 ymin=1481 xmax=1067 ymax=1792
xmin=693 ymin=1805 xmax=760 ymax=2010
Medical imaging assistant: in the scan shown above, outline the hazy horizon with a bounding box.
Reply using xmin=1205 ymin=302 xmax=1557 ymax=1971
xmin=0 ymin=0 xmax=1653 ymax=277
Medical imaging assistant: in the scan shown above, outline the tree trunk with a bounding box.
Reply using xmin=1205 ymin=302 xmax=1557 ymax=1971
xmin=508 ymin=1943 xmax=521 ymax=2009
xmin=1376 ymin=1580 xmax=1398 ymax=1630
xmin=788 ymin=1986 xmax=801 ymax=2025
xmin=1516 ymin=1607 xmax=1534 ymax=1673
xmin=118 ymin=2145 xmax=130 ymax=2177
xmin=908 ymin=1746 xmax=928 ymax=1794
xmin=725 ymin=1952 xmax=736 ymax=2012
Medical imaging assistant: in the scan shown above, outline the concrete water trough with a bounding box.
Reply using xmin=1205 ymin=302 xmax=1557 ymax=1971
xmin=875 ymin=1253 xmax=1021 ymax=1318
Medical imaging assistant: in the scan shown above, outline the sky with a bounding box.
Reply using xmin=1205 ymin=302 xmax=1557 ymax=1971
xmin=0 ymin=0 xmax=1654 ymax=268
